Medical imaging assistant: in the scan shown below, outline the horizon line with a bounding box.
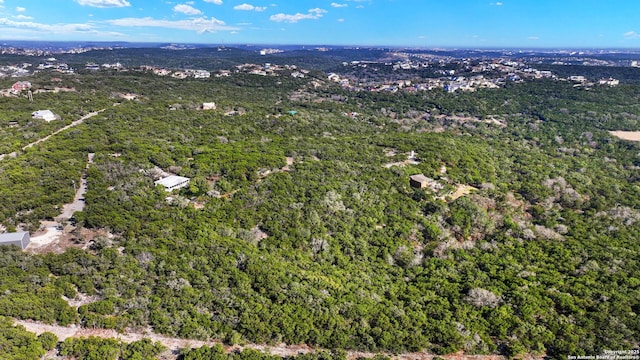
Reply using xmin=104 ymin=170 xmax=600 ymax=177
xmin=2 ymin=39 xmax=640 ymax=52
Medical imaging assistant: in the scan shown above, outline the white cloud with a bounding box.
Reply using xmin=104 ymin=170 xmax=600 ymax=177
xmin=234 ymin=3 xmax=253 ymax=10
xmin=331 ymin=2 xmax=347 ymax=7
xmin=310 ymin=8 xmax=327 ymax=14
xmin=107 ymin=16 xmax=238 ymax=33
xmin=0 ymin=18 xmax=92 ymax=32
xmin=234 ymin=3 xmax=267 ymax=11
xmin=0 ymin=17 xmax=125 ymax=38
xmin=623 ymin=31 xmax=640 ymax=39
xmin=16 ymin=6 xmax=25 ymax=12
xmin=76 ymin=0 xmax=131 ymax=8
xmin=528 ymin=36 xmax=539 ymax=40
xmin=270 ymin=8 xmax=326 ymax=23
xmin=13 ymin=14 xmax=33 ymax=20
xmin=204 ymin=0 xmax=223 ymax=4
xmin=337 ymin=18 xmax=344 ymax=22
xmin=496 ymin=2 xmax=503 ymax=5
xmin=173 ymin=4 xmax=202 ymax=15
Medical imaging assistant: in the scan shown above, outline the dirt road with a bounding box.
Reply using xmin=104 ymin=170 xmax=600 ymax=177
xmin=22 ymin=109 xmax=105 ymax=151
xmin=13 ymin=320 xmax=528 ymax=360
xmin=56 ymin=152 xmax=94 ymax=221
xmin=58 ymin=176 xmax=87 ymax=220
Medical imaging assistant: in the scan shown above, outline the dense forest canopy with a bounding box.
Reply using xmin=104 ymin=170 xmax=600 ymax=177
xmin=0 ymin=49 xmax=639 ymax=359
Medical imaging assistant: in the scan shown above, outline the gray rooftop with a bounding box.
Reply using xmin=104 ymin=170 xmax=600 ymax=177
xmin=0 ymin=232 xmax=29 ymax=243
xmin=410 ymin=174 xmax=430 ymax=183
xmin=0 ymin=231 xmax=30 ymax=249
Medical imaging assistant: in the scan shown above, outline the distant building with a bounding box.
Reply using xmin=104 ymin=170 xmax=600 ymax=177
xmin=120 ymin=93 xmax=137 ymax=101
xmin=172 ymin=71 xmax=188 ymax=79
xmin=155 ymin=175 xmax=190 ymax=192
xmin=202 ymin=102 xmax=217 ymax=110
xmin=11 ymin=81 xmax=31 ymax=93
xmin=327 ymin=73 xmax=341 ymax=82
xmin=85 ymin=63 xmax=100 ymax=70
xmin=538 ymin=71 xmax=554 ymax=78
xmin=32 ymin=110 xmax=57 ymax=122
xmin=410 ymin=174 xmax=431 ymax=189
xmin=409 ymin=174 xmax=443 ymax=192
xmin=0 ymin=232 xmax=30 ymax=250
xmin=599 ymin=78 xmax=620 ymax=86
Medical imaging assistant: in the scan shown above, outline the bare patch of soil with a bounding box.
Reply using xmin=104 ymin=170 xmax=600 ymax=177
xmin=610 ymin=131 xmax=640 ymax=142
xmin=27 ymin=227 xmax=113 ymax=255
xmin=448 ymin=184 xmax=477 ymax=201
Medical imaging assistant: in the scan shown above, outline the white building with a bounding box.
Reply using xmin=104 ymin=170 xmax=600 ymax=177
xmin=32 ymin=110 xmax=57 ymax=122
xmin=0 ymin=232 xmax=30 ymax=250
xmin=192 ymin=70 xmax=211 ymax=79
xmin=155 ymin=175 xmax=190 ymax=192
xmin=202 ymin=102 xmax=217 ymax=110
xmin=599 ymin=78 xmax=620 ymax=86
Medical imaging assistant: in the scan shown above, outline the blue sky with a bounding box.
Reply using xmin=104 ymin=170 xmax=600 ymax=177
xmin=0 ymin=0 xmax=639 ymax=47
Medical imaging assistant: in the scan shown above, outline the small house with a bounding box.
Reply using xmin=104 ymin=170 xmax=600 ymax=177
xmin=11 ymin=81 xmax=31 ymax=93
xmin=0 ymin=232 xmax=30 ymax=250
xmin=410 ymin=174 xmax=431 ymax=189
xmin=32 ymin=110 xmax=57 ymax=122
xmin=155 ymin=175 xmax=190 ymax=192
xmin=410 ymin=174 xmax=443 ymax=192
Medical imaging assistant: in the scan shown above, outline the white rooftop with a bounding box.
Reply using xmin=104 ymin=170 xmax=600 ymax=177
xmin=154 ymin=175 xmax=190 ymax=189
xmin=32 ymin=110 xmax=57 ymax=122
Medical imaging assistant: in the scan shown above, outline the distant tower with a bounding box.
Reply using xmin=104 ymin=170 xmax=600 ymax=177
xmin=27 ymin=90 xmax=33 ymax=102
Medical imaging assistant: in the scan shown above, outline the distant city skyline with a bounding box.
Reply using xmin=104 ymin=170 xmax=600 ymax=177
xmin=1 ymin=0 xmax=639 ymax=48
